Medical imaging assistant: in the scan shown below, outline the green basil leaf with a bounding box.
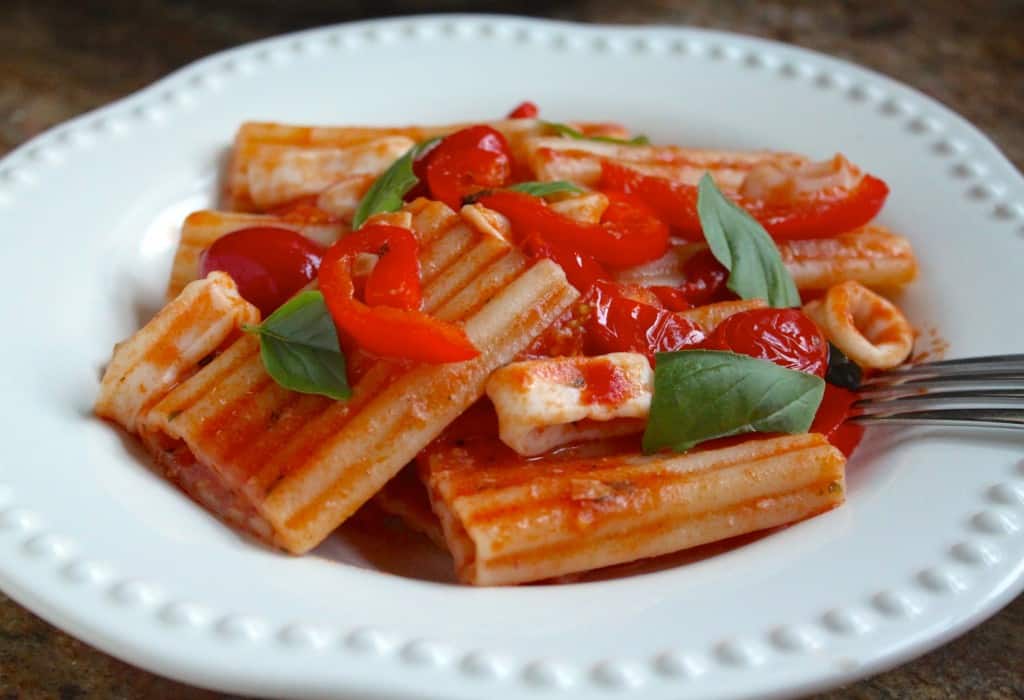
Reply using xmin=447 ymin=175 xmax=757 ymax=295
xmin=245 ymin=291 xmax=351 ymax=400
xmin=506 ymin=180 xmax=585 ymax=198
xmin=543 ymin=121 xmax=650 ymax=146
xmin=642 ymin=350 xmax=825 ymax=454
xmin=352 ymin=137 xmax=441 ymax=229
xmin=696 ymin=173 xmax=801 ymax=308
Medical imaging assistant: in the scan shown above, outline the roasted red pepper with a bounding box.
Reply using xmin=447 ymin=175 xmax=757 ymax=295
xmin=600 ymin=161 xmax=889 ymax=240
xmin=360 ymin=226 xmax=422 ymax=310
xmin=318 ymin=224 xmax=479 ymax=363
xmin=476 ymin=190 xmax=669 ymax=268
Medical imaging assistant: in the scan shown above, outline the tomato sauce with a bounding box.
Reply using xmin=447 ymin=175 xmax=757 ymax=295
xmin=580 ymin=360 xmax=630 ymax=406
xmin=810 ymin=385 xmax=864 ymax=457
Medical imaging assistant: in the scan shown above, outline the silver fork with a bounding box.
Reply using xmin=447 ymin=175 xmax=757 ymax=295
xmin=852 ymin=354 xmax=1024 ymax=428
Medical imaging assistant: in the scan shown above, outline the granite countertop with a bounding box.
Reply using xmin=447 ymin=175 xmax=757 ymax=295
xmin=1 ymin=0 xmax=1021 ymax=697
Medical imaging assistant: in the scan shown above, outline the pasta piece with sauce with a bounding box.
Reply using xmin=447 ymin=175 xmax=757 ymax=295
xmin=523 ymin=137 xmax=804 ymax=189
xmin=95 ymin=272 xmax=259 ymax=433
xmin=615 ymin=226 xmax=918 ymax=293
xmin=421 ymin=433 xmax=846 ymax=585
xmin=99 ymin=199 xmax=579 ymax=553
xmin=226 ymin=120 xmax=632 ymax=211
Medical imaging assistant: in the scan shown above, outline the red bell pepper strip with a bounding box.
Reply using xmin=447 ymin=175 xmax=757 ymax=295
xmin=360 ymin=226 xmax=422 ymax=311
xmin=318 ymin=225 xmax=479 ymax=363
xmin=475 ymin=190 xmax=669 ymax=268
xmin=600 ymin=161 xmax=889 ymax=241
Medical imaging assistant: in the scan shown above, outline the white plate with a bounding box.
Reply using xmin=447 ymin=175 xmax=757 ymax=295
xmin=0 ymin=15 xmax=1022 ymax=700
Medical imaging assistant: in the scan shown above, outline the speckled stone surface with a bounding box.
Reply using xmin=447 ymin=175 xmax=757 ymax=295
xmin=1 ymin=1 xmax=1021 ymax=698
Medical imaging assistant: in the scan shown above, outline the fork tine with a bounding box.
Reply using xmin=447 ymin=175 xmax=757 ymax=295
xmin=851 ymin=355 xmax=1024 ymax=430
xmin=862 ymin=354 xmax=1024 ymax=386
xmin=864 ymin=352 xmax=1024 ymax=384
xmin=900 ymin=353 xmax=1024 ymax=368
xmin=859 ymin=376 xmax=1024 ymax=394
xmin=854 ymin=389 xmax=1024 ymax=416
xmin=851 ymin=408 xmax=1024 ymax=429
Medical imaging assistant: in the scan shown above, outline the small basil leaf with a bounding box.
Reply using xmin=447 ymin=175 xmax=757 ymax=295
xmin=543 ymin=121 xmax=650 ymax=146
xmin=696 ymin=173 xmax=801 ymax=308
xmin=352 ymin=137 xmax=441 ymax=229
xmin=506 ymin=180 xmax=585 ymax=198
xmin=246 ymin=291 xmax=351 ymax=400
xmin=642 ymin=349 xmax=825 ymax=454
xmin=825 ymin=342 xmax=863 ymax=389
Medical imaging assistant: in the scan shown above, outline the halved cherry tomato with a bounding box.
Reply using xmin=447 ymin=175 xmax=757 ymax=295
xmin=425 ymin=125 xmax=512 ymax=210
xmin=507 ymin=101 xmax=539 ymax=119
xmin=476 ymin=190 xmax=669 ymax=268
xmin=600 ymin=161 xmax=889 ymax=240
xmin=587 ymin=282 xmax=705 ymax=363
xmin=199 ymin=227 xmax=324 ymax=317
xmin=705 ymin=307 xmax=828 ymax=377
xmin=810 ymin=385 xmax=865 ymax=457
xmin=680 ymin=249 xmax=734 ymax=306
xmin=318 ymin=225 xmax=479 ymax=363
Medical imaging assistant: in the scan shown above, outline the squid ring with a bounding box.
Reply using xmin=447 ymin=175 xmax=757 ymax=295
xmin=803 ymin=280 xmax=913 ymax=370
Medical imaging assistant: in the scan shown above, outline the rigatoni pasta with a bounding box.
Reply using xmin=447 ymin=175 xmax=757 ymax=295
xmin=421 ymin=433 xmax=845 ymax=585
xmin=96 ymin=107 xmax=922 ymax=585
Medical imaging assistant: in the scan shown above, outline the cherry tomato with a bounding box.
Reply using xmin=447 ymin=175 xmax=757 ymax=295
xmin=425 ymin=125 xmax=512 ymax=210
xmin=810 ymin=385 xmax=865 ymax=457
xmin=680 ymin=249 xmax=734 ymax=306
xmin=587 ymin=283 xmax=705 ymax=364
xmin=523 ymin=301 xmax=590 ymax=358
xmin=507 ymin=101 xmax=539 ymax=119
xmin=199 ymin=227 xmax=324 ymax=318
xmin=705 ymin=308 xmax=828 ymax=377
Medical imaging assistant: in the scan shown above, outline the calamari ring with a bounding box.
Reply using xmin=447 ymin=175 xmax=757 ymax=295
xmin=803 ymin=280 xmax=913 ymax=370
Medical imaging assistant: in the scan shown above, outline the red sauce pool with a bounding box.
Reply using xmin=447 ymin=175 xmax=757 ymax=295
xmin=811 ymin=385 xmax=864 ymax=457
